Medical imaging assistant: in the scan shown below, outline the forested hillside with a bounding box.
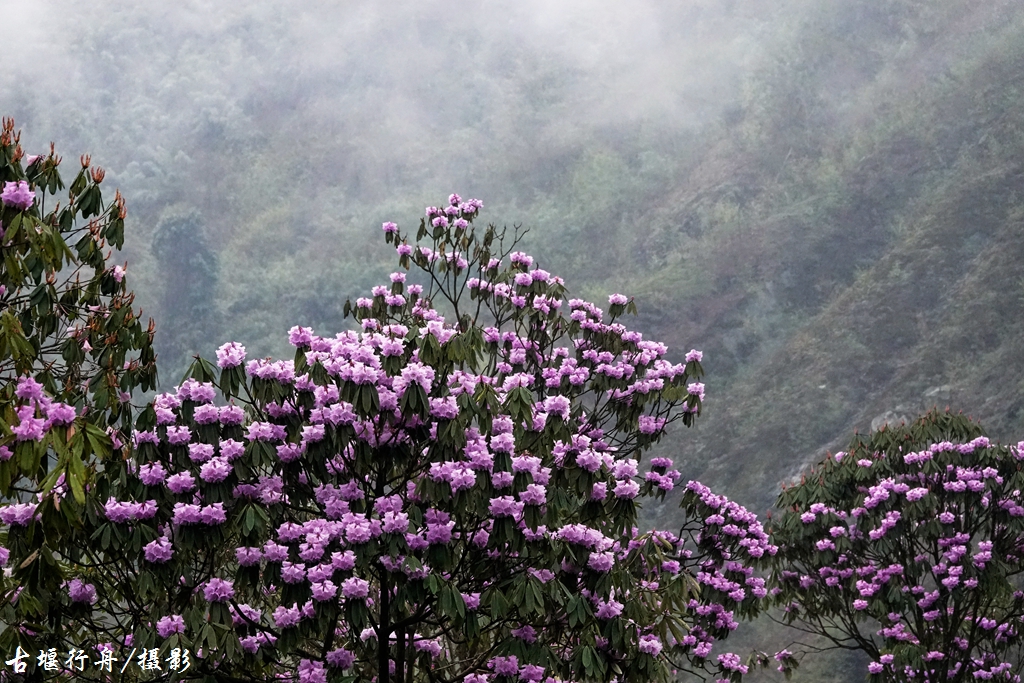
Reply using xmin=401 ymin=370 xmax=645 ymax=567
xmin=6 ymin=2 xmax=1024 ymax=678
xmin=626 ymin=0 xmax=1024 ymax=516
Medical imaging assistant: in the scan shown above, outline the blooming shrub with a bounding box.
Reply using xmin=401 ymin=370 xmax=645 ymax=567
xmin=768 ymin=411 xmax=1024 ymax=682
xmin=0 ymin=185 xmax=775 ymax=681
xmin=0 ymin=119 xmax=157 ymax=667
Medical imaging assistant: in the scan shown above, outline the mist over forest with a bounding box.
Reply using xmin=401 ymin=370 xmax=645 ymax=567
xmin=6 ymin=1 xmax=1024 ymax=679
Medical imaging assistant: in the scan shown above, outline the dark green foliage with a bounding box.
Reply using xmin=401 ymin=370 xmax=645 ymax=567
xmin=0 ymin=121 xmax=159 ymax=671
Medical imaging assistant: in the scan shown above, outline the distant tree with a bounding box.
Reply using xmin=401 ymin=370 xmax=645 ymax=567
xmin=767 ymin=411 xmax=1024 ymax=682
xmin=152 ymin=209 xmax=219 ymax=377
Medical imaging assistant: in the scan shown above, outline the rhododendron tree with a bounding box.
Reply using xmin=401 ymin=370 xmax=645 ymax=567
xmin=0 ymin=120 xmax=157 ymax=667
xmin=0 ymin=184 xmax=775 ymax=681
xmin=767 ymin=411 xmax=1024 ymax=682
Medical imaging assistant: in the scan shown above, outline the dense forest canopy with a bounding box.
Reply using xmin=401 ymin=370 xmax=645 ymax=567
xmin=5 ymin=4 xmax=1024 ymax=678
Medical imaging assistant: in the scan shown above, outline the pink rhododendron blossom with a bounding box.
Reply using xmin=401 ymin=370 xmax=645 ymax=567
xmin=1 ymin=180 xmax=34 ymax=210
xmin=68 ymin=578 xmax=97 ymax=604
xmin=156 ymin=615 xmax=185 ymax=638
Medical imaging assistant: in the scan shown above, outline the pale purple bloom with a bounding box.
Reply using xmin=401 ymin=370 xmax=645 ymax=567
xmin=489 ymin=496 xmax=523 ymax=518
xmin=247 ymin=421 xmax=284 ymax=443
xmin=220 ymin=438 xmax=245 ymax=460
xmin=326 ymin=648 xmax=356 ymax=669
xmin=144 ymin=537 xmax=174 ymax=563
xmin=200 ymin=457 xmax=232 ymax=483
xmin=167 ymin=472 xmax=197 ymax=494
xmin=298 ymin=659 xmax=327 ymax=683
xmin=520 ymin=664 xmax=545 ymax=681
xmin=156 ymin=614 xmax=185 ymax=638
xmin=193 ymin=404 xmax=220 ymax=424
xmin=281 ymin=562 xmax=307 ymax=584
xmin=638 ymin=415 xmax=667 ymax=435
xmin=904 ymin=487 xmax=928 ymax=501
xmin=613 ymin=479 xmax=640 ymax=499
xmin=341 ymin=577 xmax=370 ymax=600
xmin=200 ymin=503 xmax=227 ymax=525
xmin=172 ymin=503 xmax=203 ymax=525
xmin=220 ymin=405 xmax=245 ymax=425
xmin=68 ymin=578 xmax=97 ymax=604
xmin=685 ymin=349 xmax=703 ymax=362
xmin=509 ymin=252 xmax=533 ymax=268
xmin=488 ymin=656 xmax=519 ymax=676
xmin=288 ymin=326 xmax=314 ymax=347
xmin=216 ymin=341 xmax=247 ymax=368
xmin=203 ymin=578 xmax=235 ymax=602
xmin=178 ymin=379 xmax=216 ymax=402
xmin=0 ymin=502 xmax=38 ymax=526
xmin=638 ymin=634 xmax=663 ymax=656
xmin=331 ymin=550 xmax=356 ymax=570
xmin=595 ymin=599 xmax=623 ymax=619
xmin=166 ymin=425 xmax=191 ymax=445
xmin=588 ymin=551 xmax=615 ymax=572
xmin=718 ymin=653 xmax=748 ymax=674
xmin=382 ymin=511 xmax=410 ymax=534
xmin=1 ymin=181 xmax=34 ymax=210
xmin=12 ymin=405 xmax=45 ymax=441
xmin=189 ymin=443 xmax=215 ymax=463
xmin=103 ymin=498 xmax=157 ymax=523
xmin=45 ymin=402 xmax=77 ymax=426
xmin=311 ymin=580 xmax=338 ymax=601
xmin=273 ymin=604 xmax=302 ymax=628
xmin=608 ymin=293 xmax=628 ymax=306
xmin=236 ymin=547 xmax=262 ymax=566
xmin=14 ymin=377 xmax=44 ymax=401
xmin=263 ymin=541 xmax=289 ymax=563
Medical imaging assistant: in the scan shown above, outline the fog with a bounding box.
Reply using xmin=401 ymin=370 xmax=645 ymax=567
xmin=6 ymin=0 xmax=785 ymax=203
xmin=3 ymin=0 xmax=804 ymax=369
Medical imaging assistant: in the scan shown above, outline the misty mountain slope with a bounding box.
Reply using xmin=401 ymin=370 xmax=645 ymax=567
xmin=618 ymin=0 xmax=1024 ymax=516
xmin=6 ymin=0 xmax=1022 ymax=524
xmin=7 ymin=0 xmax=811 ymax=377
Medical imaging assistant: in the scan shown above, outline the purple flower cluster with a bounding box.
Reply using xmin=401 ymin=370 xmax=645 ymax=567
xmin=103 ymin=498 xmax=158 ymax=523
xmin=8 ymin=377 xmax=78 ymax=441
xmin=68 ymin=578 xmax=97 ymax=604
xmin=1 ymin=180 xmax=34 ymax=210
xmin=172 ymin=502 xmax=226 ymax=525
xmin=203 ymin=578 xmax=234 ymax=602
xmin=0 ymin=502 xmax=38 ymax=526
xmin=143 ymin=537 xmax=174 ymax=563
xmin=156 ymin=614 xmax=185 ymax=637
xmin=216 ymin=341 xmax=247 ymax=368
